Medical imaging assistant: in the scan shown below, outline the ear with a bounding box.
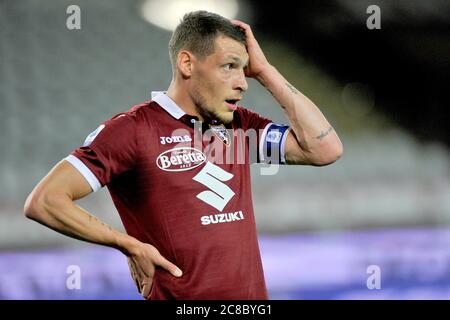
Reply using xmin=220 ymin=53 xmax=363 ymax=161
xmin=177 ymin=50 xmax=194 ymax=78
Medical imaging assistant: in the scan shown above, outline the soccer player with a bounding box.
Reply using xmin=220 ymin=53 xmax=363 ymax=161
xmin=24 ymin=11 xmax=343 ymax=299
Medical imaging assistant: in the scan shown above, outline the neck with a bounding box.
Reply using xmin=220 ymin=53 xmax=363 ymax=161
xmin=166 ymin=79 xmax=204 ymax=121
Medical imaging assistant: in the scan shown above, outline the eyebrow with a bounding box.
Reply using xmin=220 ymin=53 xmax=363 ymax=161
xmin=227 ymin=56 xmax=249 ymax=67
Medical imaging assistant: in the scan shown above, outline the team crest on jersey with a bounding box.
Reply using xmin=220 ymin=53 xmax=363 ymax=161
xmin=209 ymin=124 xmax=231 ymax=146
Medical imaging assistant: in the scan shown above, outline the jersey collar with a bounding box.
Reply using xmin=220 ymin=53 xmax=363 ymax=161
xmin=151 ymin=91 xmax=186 ymax=120
xmin=151 ymin=91 xmax=232 ymax=130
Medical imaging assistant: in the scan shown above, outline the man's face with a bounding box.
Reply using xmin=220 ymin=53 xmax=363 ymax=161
xmin=189 ymin=35 xmax=249 ymax=124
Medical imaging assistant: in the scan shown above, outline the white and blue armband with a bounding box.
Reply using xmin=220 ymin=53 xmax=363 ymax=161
xmin=259 ymin=123 xmax=291 ymax=164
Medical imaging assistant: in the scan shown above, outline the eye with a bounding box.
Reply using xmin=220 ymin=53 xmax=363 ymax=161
xmin=223 ymin=63 xmax=233 ymax=71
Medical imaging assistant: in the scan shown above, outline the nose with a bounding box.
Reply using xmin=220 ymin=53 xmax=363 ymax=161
xmin=234 ymin=70 xmax=248 ymax=92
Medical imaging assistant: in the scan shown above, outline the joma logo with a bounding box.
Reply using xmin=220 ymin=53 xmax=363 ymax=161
xmin=160 ymin=135 xmax=192 ymax=145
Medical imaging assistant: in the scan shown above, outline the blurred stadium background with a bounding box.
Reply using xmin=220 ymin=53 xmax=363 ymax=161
xmin=1 ymin=0 xmax=449 ymax=299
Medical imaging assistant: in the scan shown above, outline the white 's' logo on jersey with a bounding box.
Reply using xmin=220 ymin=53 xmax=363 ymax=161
xmin=192 ymin=162 xmax=235 ymax=211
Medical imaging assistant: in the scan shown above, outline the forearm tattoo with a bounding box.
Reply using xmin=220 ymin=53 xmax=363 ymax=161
xmin=316 ymin=126 xmax=333 ymax=140
xmin=285 ymin=82 xmax=300 ymax=95
xmin=88 ymin=213 xmax=113 ymax=232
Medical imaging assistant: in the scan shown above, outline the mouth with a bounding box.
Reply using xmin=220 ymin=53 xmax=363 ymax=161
xmin=224 ymin=98 xmax=241 ymax=111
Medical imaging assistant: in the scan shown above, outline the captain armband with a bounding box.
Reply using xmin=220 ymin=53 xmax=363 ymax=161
xmin=259 ymin=123 xmax=291 ymax=164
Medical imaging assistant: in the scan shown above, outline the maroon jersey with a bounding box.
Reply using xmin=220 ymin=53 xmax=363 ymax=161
xmin=65 ymin=92 xmax=290 ymax=299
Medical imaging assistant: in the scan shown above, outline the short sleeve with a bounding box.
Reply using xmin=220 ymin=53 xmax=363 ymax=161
xmin=64 ymin=113 xmax=138 ymax=192
xmin=236 ymin=107 xmax=290 ymax=164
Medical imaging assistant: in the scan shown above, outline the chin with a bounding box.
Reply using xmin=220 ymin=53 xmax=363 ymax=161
xmin=215 ymin=111 xmax=234 ymax=124
xmin=199 ymin=104 xmax=234 ymax=124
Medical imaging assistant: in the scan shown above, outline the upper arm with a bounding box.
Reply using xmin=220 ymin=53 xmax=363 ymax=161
xmin=258 ymin=123 xmax=341 ymax=166
xmin=25 ymin=160 xmax=93 ymax=215
xmin=236 ymin=106 xmax=340 ymax=166
xmin=51 ymin=160 xmax=94 ymax=200
xmin=283 ymin=128 xmax=343 ymax=166
xmin=283 ymin=130 xmax=314 ymax=165
xmin=25 ymin=111 xmax=139 ymax=217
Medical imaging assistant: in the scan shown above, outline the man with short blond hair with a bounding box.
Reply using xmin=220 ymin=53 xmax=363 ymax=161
xmin=24 ymin=11 xmax=342 ymax=300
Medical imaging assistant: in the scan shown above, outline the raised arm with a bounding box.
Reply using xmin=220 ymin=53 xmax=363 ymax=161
xmin=232 ymin=20 xmax=343 ymax=166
